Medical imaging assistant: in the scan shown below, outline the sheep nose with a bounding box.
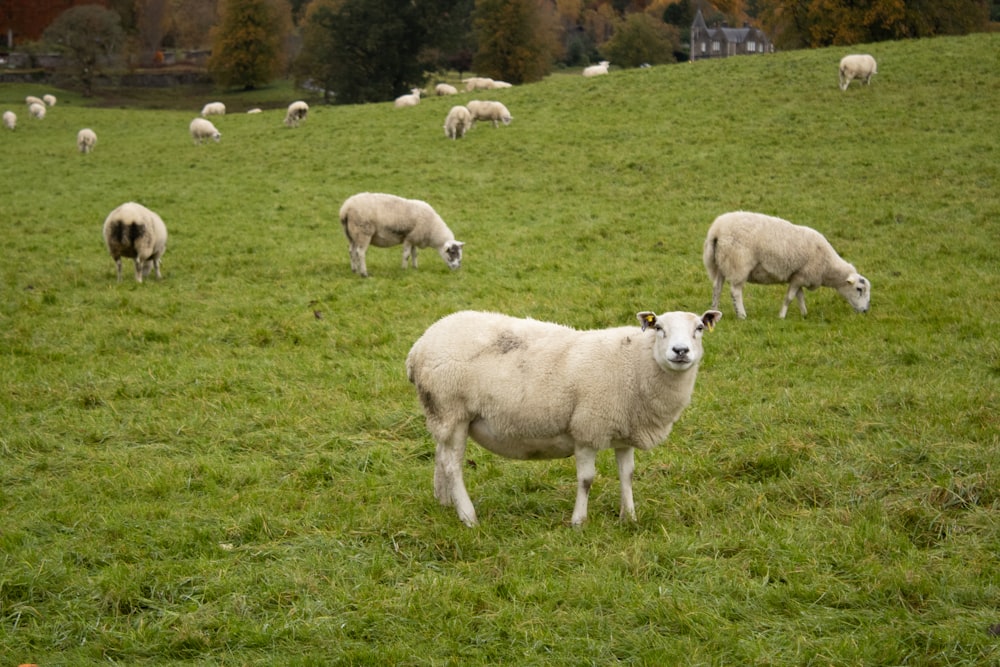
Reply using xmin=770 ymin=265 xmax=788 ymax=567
xmin=672 ymin=345 xmax=690 ymax=357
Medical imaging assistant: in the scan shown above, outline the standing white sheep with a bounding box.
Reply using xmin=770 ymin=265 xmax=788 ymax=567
xmin=406 ymin=308 xmax=722 ymax=527
xmin=839 ymin=54 xmax=878 ymax=91
xmin=583 ymin=61 xmax=610 ymax=77
xmin=443 ymin=105 xmax=473 ymax=140
xmin=284 ymin=100 xmax=309 ymax=127
xmin=201 ymin=101 xmax=226 ymax=116
xmin=77 ymin=128 xmax=97 ymax=154
xmin=3 ymin=111 xmax=15 ymax=131
xmin=189 ymin=117 xmax=221 ymax=144
xmin=394 ymin=88 xmax=422 ymax=108
xmin=435 ymin=83 xmax=458 ymax=96
xmin=463 ymin=77 xmax=494 ymax=91
xmin=43 ymin=94 xmax=57 ymax=106
xmin=703 ymin=211 xmax=871 ymax=319
xmin=466 ymin=100 xmax=512 ymax=128
xmin=25 ymin=95 xmax=44 ymax=107
xmin=102 ymin=202 xmax=168 ymax=283
xmin=339 ymin=192 xmax=464 ymax=278
xmin=29 ymin=103 xmax=46 ymax=120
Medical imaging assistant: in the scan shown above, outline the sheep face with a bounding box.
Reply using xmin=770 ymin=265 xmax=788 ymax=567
xmin=439 ymin=241 xmax=464 ymax=270
xmin=638 ymin=310 xmax=721 ymax=372
xmin=837 ymin=274 xmax=871 ymax=314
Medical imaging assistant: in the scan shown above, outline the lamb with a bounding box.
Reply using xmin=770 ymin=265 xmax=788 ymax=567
xmin=703 ymin=211 xmax=871 ymax=319
xmin=394 ymin=88 xmax=422 ymax=108
xmin=43 ymin=94 xmax=57 ymax=107
xmin=406 ymin=308 xmax=722 ymax=527
xmin=284 ymin=100 xmax=309 ymax=127
xmin=29 ymin=103 xmax=46 ymax=120
xmin=466 ymin=100 xmax=512 ymax=128
xmin=839 ymin=54 xmax=877 ymax=91
xmin=2 ymin=111 xmax=15 ymax=131
xmin=435 ymin=83 xmax=458 ymax=96
xmin=583 ymin=61 xmax=610 ymax=77
xmin=77 ymin=128 xmax=97 ymax=154
xmin=102 ymin=202 xmax=168 ymax=283
xmin=339 ymin=192 xmax=464 ymax=278
xmin=189 ymin=117 xmax=221 ymax=144
xmin=443 ymin=105 xmax=473 ymax=140
xmin=463 ymin=77 xmax=494 ymax=91
xmin=201 ymin=101 xmax=226 ymax=116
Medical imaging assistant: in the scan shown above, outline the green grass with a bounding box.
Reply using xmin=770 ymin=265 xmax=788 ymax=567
xmin=2 ymin=33 xmax=999 ymax=665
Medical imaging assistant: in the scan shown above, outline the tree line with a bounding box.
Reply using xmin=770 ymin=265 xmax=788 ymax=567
xmin=38 ymin=0 xmax=994 ymax=100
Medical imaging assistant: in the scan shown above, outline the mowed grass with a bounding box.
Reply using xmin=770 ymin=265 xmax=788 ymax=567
xmin=1 ymin=33 xmax=998 ymax=664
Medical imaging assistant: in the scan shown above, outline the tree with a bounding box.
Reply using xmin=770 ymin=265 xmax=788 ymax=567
xmin=42 ymin=4 xmax=125 ymax=97
xmin=602 ymin=12 xmax=680 ymax=67
xmin=209 ymin=0 xmax=292 ymax=90
xmin=473 ymin=0 xmax=563 ymax=84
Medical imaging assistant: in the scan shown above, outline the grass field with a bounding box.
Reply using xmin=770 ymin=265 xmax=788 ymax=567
xmin=1 ymin=32 xmax=999 ymax=665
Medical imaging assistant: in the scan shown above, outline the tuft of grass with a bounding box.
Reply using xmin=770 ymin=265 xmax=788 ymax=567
xmin=1 ymin=33 xmax=999 ymax=664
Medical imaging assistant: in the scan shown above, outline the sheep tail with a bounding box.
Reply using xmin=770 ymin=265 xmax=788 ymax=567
xmin=702 ymin=233 xmax=719 ymax=282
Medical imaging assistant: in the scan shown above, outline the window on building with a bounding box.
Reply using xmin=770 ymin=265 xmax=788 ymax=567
xmin=712 ymin=41 xmax=720 ymax=52
xmin=747 ymin=41 xmax=756 ymax=52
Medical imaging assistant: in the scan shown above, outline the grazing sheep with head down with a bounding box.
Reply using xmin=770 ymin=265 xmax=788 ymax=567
xmin=463 ymin=77 xmax=494 ymax=91
xmin=443 ymin=105 xmax=473 ymax=140
xmin=339 ymin=192 xmax=464 ymax=278
xmin=77 ymin=128 xmax=97 ymax=154
xmin=102 ymin=202 xmax=168 ymax=283
xmin=435 ymin=83 xmax=458 ymax=96
xmin=406 ymin=308 xmax=722 ymax=527
xmin=29 ymin=103 xmax=46 ymax=120
xmin=703 ymin=211 xmax=871 ymax=319
xmin=25 ymin=95 xmax=44 ymax=107
xmin=3 ymin=111 xmax=15 ymax=131
xmin=394 ymin=88 xmax=422 ymax=108
xmin=201 ymin=101 xmax=226 ymax=116
xmin=583 ymin=61 xmax=610 ymax=77
xmin=284 ymin=100 xmax=309 ymax=127
xmin=466 ymin=100 xmax=512 ymax=128
xmin=43 ymin=94 xmax=57 ymax=106
xmin=839 ymin=54 xmax=877 ymax=91
xmin=189 ymin=117 xmax=221 ymax=144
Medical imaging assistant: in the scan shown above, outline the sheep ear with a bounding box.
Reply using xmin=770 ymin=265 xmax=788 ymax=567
xmin=846 ymin=275 xmax=856 ymax=285
xmin=701 ymin=310 xmax=722 ymax=332
xmin=637 ymin=311 xmax=657 ymax=331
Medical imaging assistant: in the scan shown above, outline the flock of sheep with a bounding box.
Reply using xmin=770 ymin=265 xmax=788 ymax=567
xmin=6 ymin=53 xmax=878 ymax=526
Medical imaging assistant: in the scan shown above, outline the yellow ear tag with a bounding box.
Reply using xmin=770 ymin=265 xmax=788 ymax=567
xmin=706 ymin=319 xmax=715 ymax=333
xmin=645 ymin=314 xmax=656 ymax=324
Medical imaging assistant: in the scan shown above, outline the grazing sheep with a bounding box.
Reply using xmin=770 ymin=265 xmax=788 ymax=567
xmin=466 ymin=100 xmax=512 ymax=128
xmin=435 ymin=83 xmax=458 ymax=96
xmin=583 ymin=61 xmax=610 ymax=77
xmin=406 ymin=308 xmax=722 ymax=527
xmin=394 ymin=88 xmax=422 ymax=108
xmin=43 ymin=94 xmax=57 ymax=107
xmin=443 ymin=105 xmax=473 ymax=140
xmin=29 ymin=103 xmax=46 ymax=120
xmin=463 ymin=77 xmax=494 ymax=91
xmin=102 ymin=202 xmax=168 ymax=283
xmin=200 ymin=101 xmax=226 ymax=116
xmin=703 ymin=211 xmax=871 ymax=319
xmin=25 ymin=95 xmax=44 ymax=107
xmin=488 ymin=80 xmax=512 ymax=89
xmin=247 ymin=108 xmax=263 ymax=114
xmin=189 ymin=117 xmax=221 ymax=144
xmin=839 ymin=54 xmax=877 ymax=91
xmin=2 ymin=111 xmax=15 ymax=131
xmin=283 ymin=100 xmax=309 ymax=127
xmin=77 ymin=128 xmax=97 ymax=154
xmin=339 ymin=192 xmax=464 ymax=278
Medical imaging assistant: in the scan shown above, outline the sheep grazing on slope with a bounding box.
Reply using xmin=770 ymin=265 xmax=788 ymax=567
xmin=189 ymin=117 xmax=221 ymax=144
xmin=102 ymin=202 xmax=168 ymax=283
xmin=394 ymin=88 xmax=422 ymax=108
xmin=583 ymin=61 xmax=610 ymax=77
xmin=462 ymin=77 xmax=494 ymax=91
xmin=246 ymin=108 xmax=263 ymax=114
xmin=25 ymin=95 xmax=44 ymax=107
xmin=339 ymin=192 xmax=464 ymax=278
xmin=29 ymin=103 xmax=46 ymax=120
xmin=489 ymin=80 xmax=512 ymax=89
xmin=839 ymin=54 xmax=877 ymax=91
xmin=77 ymin=128 xmax=97 ymax=154
xmin=435 ymin=83 xmax=458 ymax=96
xmin=201 ymin=101 xmax=226 ymax=116
xmin=2 ymin=111 xmax=15 ymax=131
xmin=43 ymin=94 xmax=57 ymax=107
xmin=284 ymin=100 xmax=309 ymax=127
xmin=466 ymin=100 xmax=512 ymax=128
xmin=443 ymin=105 xmax=473 ymax=140
xmin=406 ymin=308 xmax=722 ymax=527
xmin=703 ymin=211 xmax=871 ymax=319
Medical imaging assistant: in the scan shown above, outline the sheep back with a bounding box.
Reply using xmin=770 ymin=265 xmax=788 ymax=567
xmin=189 ymin=117 xmax=221 ymax=144
xmin=102 ymin=202 xmax=168 ymax=282
xmin=839 ymin=54 xmax=877 ymax=90
xmin=444 ymin=105 xmax=473 ymax=139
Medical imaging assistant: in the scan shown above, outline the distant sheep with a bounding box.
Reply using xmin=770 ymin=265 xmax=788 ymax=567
xmin=77 ymin=128 xmax=97 ymax=154
xmin=443 ymin=105 xmax=473 ymax=140
xmin=406 ymin=308 xmax=722 ymax=526
xmin=839 ymin=54 xmax=877 ymax=91
xmin=435 ymin=83 xmax=458 ymax=96
xmin=43 ymin=94 xmax=57 ymax=107
xmin=488 ymin=80 xmax=512 ymax=89
xmin=102 ymin=202 xmax=168 ymax=283
xmin=394 ymin=88 xmax=422 ymax=108
xmin=583 ymin=61 xmax=610 ymax=77
xmin=247 ymin=108 xmax=263 ymax=114
xmin=466 ymin=100 xmax=511 ymax=128
xmin=29 ymin=103 xmax=46 ymax=120
xmin=25 ymin=95 xmax=44 ymax=107
xmin=2 ymin=111 xmax=15 ymax=131
xmin=189 ymin=117 xmax=221 ymax=144
xmin=339 ymin=192 xmax=464 ymax=278
xmin=201 ymin=101 xmax=226 ymax=116
xmin=703 ymin=211 xmax=871 ymax=319
xmin=463 ymin=77 xmax=494 ymax=91
xmin=284 ymin=100 xmax=309 ymax=127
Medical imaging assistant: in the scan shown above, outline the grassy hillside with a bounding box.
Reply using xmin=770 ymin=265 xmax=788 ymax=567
xmin=1 ymin=33 xmax=998 ymax=665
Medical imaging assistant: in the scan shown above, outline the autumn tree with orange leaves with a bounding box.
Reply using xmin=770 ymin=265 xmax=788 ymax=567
xmin=209 ymin=0 xmax=293 ymax=90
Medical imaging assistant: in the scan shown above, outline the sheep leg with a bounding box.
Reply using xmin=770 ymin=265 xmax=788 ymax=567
xmin=795 ymin=287 xmax=807 ymax=316
xmin=402 ymin=242 xmax=418 ymax=269
xmin=571 ymin=446 xmax=598 ymax=526
xmin=710 ymin=275 xmax=724 ymax=310
xmin=779 ymin=284 xmax=805 ymax=318
xmin=114 ymin=258 xmax=123 ymax=282
xmin=730 ymin=282 xmax=748 ymax=319
xmin=615 ymin=447 xmax=636 ymax=522
xmin=434 ymin=422 xmax=477 ymax=526
xmin=133 ymin=258 xmax=145 ymax=283
xmin=351 ymin=238 xmax=371 ymax=277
